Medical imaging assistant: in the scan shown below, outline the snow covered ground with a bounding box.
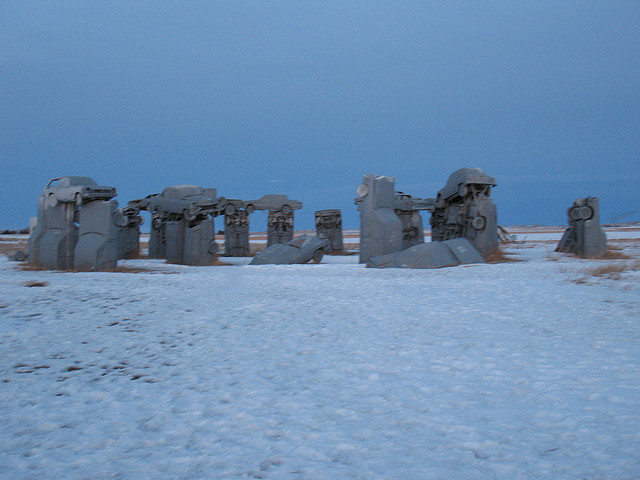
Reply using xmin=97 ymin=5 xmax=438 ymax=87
xmin=1 ymin=233 xmax=639 ymax=479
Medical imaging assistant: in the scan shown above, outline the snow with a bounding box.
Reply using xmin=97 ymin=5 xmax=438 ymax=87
xmin=1 ymin=235 xmax=639 ymax=479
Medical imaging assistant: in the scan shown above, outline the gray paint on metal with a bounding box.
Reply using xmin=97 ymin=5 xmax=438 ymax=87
xmin=35 ymin=202 xmax=78 ymax=270
xmin=224 ymin=205 xmax=250 ymax=257
xmin=250 ymin=234 xmax=329 ymax=265
xmin=430 ymin=167 xmax=499 ymax=254
xmin=74 ymin=199 xmax=120 ymax=271
xmin=355 ymin=174 xmax=403 ymax=263
xmin=29 ymin=177 xmax=117 ymax=270
xmin=267 ymin=211 xmax=294 ymax=247
xmin=126 ymin=185 xmax=225 ymax=265
xmin=183 ymin=217 xmax=216 ymax=266
xmin=148 ymin=214 xmax=166 ymax=259
xmin=315 ymin=209 xmax=343 ymax=252
xmin=367 ymin=237 xmax=484 ymax=269
xmin=164 ymin=220 xmax=186 ymax=265
xmin=556 ymin=197 xmax=607 ymax=258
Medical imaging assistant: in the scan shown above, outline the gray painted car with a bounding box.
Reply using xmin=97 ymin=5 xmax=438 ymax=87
xmin=436 ymin=167 xmax=496 ymax=202
xmin=249 ymin=234 xmax=329 ymax=265
xmin=243 ymin=194 xmax=302 ymax=214
xmin=43 ymin=177 xmax=116 ymax=206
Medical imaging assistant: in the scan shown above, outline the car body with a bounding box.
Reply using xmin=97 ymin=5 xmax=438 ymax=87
xmin=127 ymin=185 xmax=227 ymax=221
xmin=243 ymin=194 xmax=302 ymax=214
xmin=43 ymin=177 xmax=116 ymax=206
xmin=436 ymin=168 xmax=496 ymax=202
xmin=249 ymin=234 xmax=329 ymax=265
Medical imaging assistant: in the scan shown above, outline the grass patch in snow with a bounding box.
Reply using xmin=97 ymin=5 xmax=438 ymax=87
xmin=18 ymin=263 xmax=163 ymax=274
xmin=600 ymin=245 xmax=633 ymax=260
xmin=572 ymin=260 xmax=640 ymax=283
xmin=585 ymin=261 xmax=640 ymax=280
xmin=483 ymin=247 xmax=522 ymax=264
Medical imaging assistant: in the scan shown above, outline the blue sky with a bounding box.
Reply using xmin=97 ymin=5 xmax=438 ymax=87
xmin=1 ymin=1 xmax=638 ymax=230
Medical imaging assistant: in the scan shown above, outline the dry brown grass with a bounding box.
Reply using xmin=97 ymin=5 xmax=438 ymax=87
xmin=555 ymin=244 xmax=636 ymax=261
xmin=249 ymin=244 xmax=266 ymax=255
xmin=584 ymin=261 xmax=640 ymax=280
xmin=209 ymin=258 xmax=233 ymax=266
xmin=110 ymin=266 xmax=168 ymax=273
xmin=483 ymin=247 xmax=522 ymax=264
xmin=0 ymin=242 xmax=27 ymax=256
xmin=24 ymin=280 xmax=48 ymax=287
xmin=18 ymin=263 xmax=48 ymax=272
xmin=19 ymin=263 xmax=166 ymax=274
xmin=599 ymin=246 xmax=633 ymax=260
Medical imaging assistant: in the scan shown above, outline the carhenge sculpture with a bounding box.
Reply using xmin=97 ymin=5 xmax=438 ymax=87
xmin=221 ymin=194 xmax=303 ymax=256
xmin=250 ymin=234 xmax=329 ymax=265
xmin=245 ymin=195 xmax=303 ymax=247
xmin=124 ymin=185 xmax=227 ymax=266
xmin=556 ymin=197 xmax=607 ymax=258
xmin=356 ymin=168 xmax=499 ymax=269
xmin=28 ymin=177 xmax=123 ymax=270
xmin=315 ymin=209 xmax=344 ymax=252
xmin=223 ymin=199 xmax=251 ymax=256
xmin=430 ymin=167 xmax=498 ymax=254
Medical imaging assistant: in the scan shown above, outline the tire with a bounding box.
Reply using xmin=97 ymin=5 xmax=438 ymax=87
xmin=312 ymin=249 xmax=323 ymax=263
xmin=570 ymin=207 xmax=582 ymax=221
xmin=152 ymin=217 xmax=164 ymax=230
xmin=208 ymin=240 xmax=219 ymax=254
xmin=47 ymin=193 xmax=58 ymax=207
xmin=225 ymin=204 xmax=236 ymax=215
xmin=281 ymin=204 xmax=292 ymax=215
xmin=245 ymin=204 xmax=255 ymax=214
xmin=356 ymin=183 xmax=368 ymax=198
xmin=113 ymin=211 xmax=129 ymax=227
xmin=580 ymin=206 xmax=593 ymax=221
xmin=472 ymin=216 xmax=486 ymax=230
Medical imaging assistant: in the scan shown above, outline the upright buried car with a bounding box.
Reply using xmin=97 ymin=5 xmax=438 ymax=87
xmin=249 ymin=235 xmax=329 ymax=265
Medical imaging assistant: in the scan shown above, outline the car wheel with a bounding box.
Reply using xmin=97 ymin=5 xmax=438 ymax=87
xmin=113 ymin=211 xmax=129 ymax=227
xmin=152 ymin=217 xmax=164 ymax=230
xmin=281 ymin=204 xmax=292 ymax=215
xmin=472 ymin=216 xmax=486 ymax=230
xmin=47 ymin=193 xmax=58 ymax=207
xmin=225 ymin=204 xmax=236 ymax=215
xmin=580 ymin=206 xmax=593 ymax=221
xmin=570 ymin=207 xmax=582 ymax=221
xmin=245 ymin=204 xmax=255 ymax=214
